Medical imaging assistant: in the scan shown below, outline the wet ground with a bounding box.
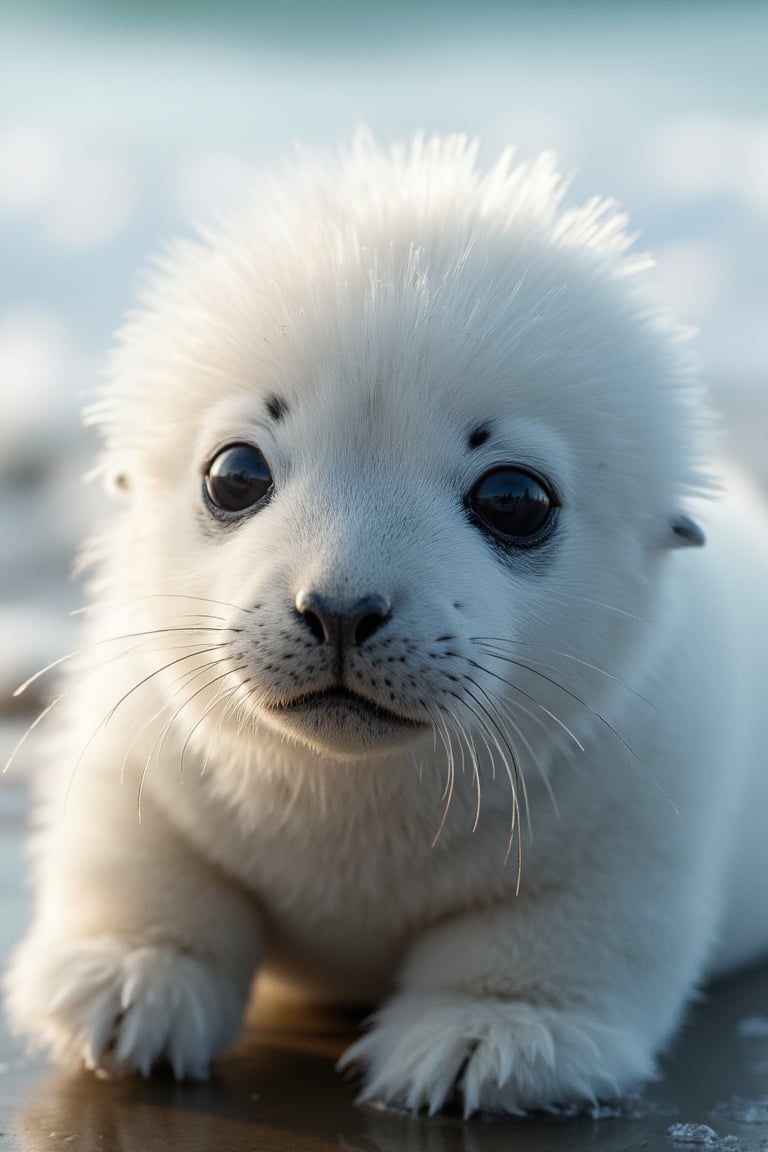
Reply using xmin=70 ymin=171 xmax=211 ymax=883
xmin=1 ymin=773 xmax=767 ymax=1152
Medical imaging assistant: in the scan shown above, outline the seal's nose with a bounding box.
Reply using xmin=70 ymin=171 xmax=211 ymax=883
xmin=295 ymin=590 xmax=391 ymax=648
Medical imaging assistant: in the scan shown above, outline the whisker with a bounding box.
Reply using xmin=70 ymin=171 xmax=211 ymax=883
xmin=487 ymin=654 xmax=639 ymax=762
xmin=442 ymin=706 xmax=481 ymax=834
xmin=478 ymin=682 xmax=530 ymax=840
xmin=432 ymin=708 xmax=454 ymax=803
xmin=3 ymin=694 xmax=63 ymax=774
xmin=445 ymin=690 xmax=492 ymax=835
xmin=451 ymin=689 xmax=523 ymax=887
xmin=181 ymin=678 xmax=242 ymax=775
xmin=13 ymin=625 xmax=238 ymax=699
xmin=137 ymin=666 xmax=244 ymax=819
xmin=466 ymin=658 xmax=586 ymax=753
xmin=73 ymin=592 xmax=256 ymax=617
xmin=102 ymin=646 xmax=225 ymax=730
xmin=199 ymin=673 xmax=251 ymax=776
xmin=62 ymin=645 xmax=224 ymax=810
xmin=13 ymin=651 xmax=79 ymax=698
xmin=153 ymin=658 xmax=234 ymax=775
xmin=4 ymin=634 xmax=226 ymax=775
xmin=471 ymin=651 xmax=637 ymax=760
xmin=117 ymin=659 xmax=219 ymax=784
xmin=468 ymin=678 xmax=533 ymax=845
xmin=543 ymin=590 xmax=646 ymax=621
xmin=472 ymin=637 xmax=656 ymax=709
xmin=492 ymin=694 xmax=561 ymax=822
xmin=459 ymin=682 xmax=524 ymax=859
xmin=425 ymin=705 xmax=455 ymax=848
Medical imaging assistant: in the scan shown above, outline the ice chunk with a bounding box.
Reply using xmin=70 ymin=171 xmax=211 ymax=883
xmin=666 ymin=1124 xmax=719 ymax=1146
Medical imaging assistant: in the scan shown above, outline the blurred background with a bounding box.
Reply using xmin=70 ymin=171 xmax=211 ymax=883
xmin=1 ymin=0 xmax=767 ymax=759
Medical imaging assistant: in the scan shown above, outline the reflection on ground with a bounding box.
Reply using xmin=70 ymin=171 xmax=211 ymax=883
xmin=5 ymin=966 xmax=768 ymax=1152
xmin=1 ymin=769 xmax=767 ymax=1152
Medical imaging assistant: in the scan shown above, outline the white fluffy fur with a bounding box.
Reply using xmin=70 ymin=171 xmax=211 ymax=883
xmin=6 ymin=133 xmax=768 ymax=1117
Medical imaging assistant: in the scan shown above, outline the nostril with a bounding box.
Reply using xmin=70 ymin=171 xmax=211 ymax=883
xmin=294 ymin=590 xmax=391 ymax=648
xmin=298 ymin=605 xmax=328 ymax=644
xmin=353 ymin=605 xmax=389 ymax=645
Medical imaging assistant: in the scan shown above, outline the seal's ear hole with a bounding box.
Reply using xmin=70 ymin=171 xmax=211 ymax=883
xmin=670 ymin=513 xmax=705 ymax=549
xmin=104 ymin=469 xmax=132 ymax=499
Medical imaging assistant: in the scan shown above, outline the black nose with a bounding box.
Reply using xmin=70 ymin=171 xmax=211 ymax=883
xmin=295 ymin=590 xmax=391 ymax=648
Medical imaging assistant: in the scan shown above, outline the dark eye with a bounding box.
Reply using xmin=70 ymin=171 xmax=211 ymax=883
xmin=205 ymin=443 xmax=273 ymax=514
xmin=468 ymin=467 xmax=557 ymax=543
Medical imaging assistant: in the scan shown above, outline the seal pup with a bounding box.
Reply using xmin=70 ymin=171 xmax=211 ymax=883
xmin=6 ymin=134 xmax=768 ymax=1116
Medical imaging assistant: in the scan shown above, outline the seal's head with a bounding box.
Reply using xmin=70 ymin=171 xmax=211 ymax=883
xmin=91 ymin=134 xmax=710 ymax=769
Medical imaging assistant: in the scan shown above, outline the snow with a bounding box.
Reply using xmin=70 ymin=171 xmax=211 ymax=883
xmin=666 ymin=1124 xmax=735 ymax=1147
xmin=738 ymin=1018 xmax=768 ymax=1040
xmin=44 ymin=154 xmax=139 ymax=250
xmin=0 ymin=126 xmax=138 ymax=248
xmin=715 ymin=1097 xmax=768 ymax=1125
xmin=0 ymin=309 xmax=83 ymax=465
xmin=644 ymin=117 xmax=768 ymax=206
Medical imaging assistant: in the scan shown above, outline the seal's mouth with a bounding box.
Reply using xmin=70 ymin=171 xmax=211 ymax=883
xmin=257 ymin=683 xmax=430 ymax=755
xmin=271 ymin=685 xmax=422 ymax=728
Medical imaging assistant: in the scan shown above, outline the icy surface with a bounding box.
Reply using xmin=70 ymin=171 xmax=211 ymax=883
xmin=715 ymin=1097 xmax=768 ymax=1124
xmin=548 ymin=1096 xmax=665 ymax=1120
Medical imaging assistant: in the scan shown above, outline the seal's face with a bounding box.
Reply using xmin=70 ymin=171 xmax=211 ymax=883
xmin=99 ymin=141 xmax=706 ymax=773
xmin=190 ymin=386 xmax=568 ymax=759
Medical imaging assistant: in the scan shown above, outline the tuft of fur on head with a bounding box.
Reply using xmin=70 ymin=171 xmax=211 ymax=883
xmin=88 ymin=131 xmax=712 ymax=506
